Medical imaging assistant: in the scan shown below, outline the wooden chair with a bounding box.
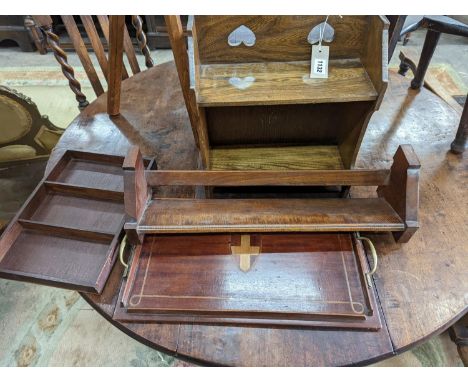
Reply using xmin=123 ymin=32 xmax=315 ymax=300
xmin=398 ymin=16 xmax=468 ymax=90
xmin=386 ymin=16 xmax=407 ymax=62
xmin=164 ymin=15 xmax=206 ymax=156
xmin=31 ymin=16 xmax=154 ymax=110
xmin=396 ymin=16 xmax=468 ymax=153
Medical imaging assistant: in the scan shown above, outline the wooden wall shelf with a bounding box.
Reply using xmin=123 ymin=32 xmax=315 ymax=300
xmin=173 ymin=15 xmax=389 ymax=170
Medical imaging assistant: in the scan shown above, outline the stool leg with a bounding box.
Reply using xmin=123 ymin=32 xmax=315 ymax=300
xmin=403 ymin=32 xmax=411 ymax=45
xmin=410 ymin=29 xmax=441 ymax=90
xmin=449 ymin=314 xmax=468 ymax=366
xmin=398 ymin=58 xmax=411 ymax=76
xmin=451 ymin=99 xmax=468 ymax=154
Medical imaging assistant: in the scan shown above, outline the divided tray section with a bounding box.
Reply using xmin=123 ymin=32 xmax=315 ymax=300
xmin=115 ymin=233 xmax=381 ymax=330
xmin=0 ymin=150 xmax=131 ymax=293
xmin=18 ymin=183 xmax=125 ymax=235
xmin=0 ymin=228 xmax=120 ymax=293
xmin=46 ymin=150 xmax=126 ymax=195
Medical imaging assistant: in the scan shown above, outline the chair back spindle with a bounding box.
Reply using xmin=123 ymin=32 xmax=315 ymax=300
xmin=32 ymin=15 xmax=154 ymax=110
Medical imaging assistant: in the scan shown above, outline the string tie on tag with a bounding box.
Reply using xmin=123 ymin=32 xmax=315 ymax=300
xmin=318 ymin=15 xmax=330 ymax=52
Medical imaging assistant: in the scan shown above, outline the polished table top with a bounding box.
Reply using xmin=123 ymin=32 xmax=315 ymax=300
xmin=46 ymin=61 xmax=468 ymax=366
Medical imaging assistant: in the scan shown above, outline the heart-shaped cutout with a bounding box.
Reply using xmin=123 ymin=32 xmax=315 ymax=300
xmin=307 ymin=22 xmax=335 ymax=44
xmin=228 ymin=76 xmax=255 ymax=90
xmin=228 ymin=25 xmax=256 ymax=47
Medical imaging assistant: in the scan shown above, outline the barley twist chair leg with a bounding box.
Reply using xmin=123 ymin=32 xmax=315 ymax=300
xmin=132 ymin=15 xmax=154 ymax=68
xmin=40 ymin=23 xmax=89 ymax=110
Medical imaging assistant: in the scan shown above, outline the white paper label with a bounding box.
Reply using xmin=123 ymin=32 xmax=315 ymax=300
xmin=310 ymin=45 xmax=329 ymax=79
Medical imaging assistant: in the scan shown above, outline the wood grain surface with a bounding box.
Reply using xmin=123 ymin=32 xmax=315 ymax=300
xmin=117 ymin=233 xmax=381 ymax=330
xmin=204 ymin=102 xmax=373 ymax=151
xmin=186 ymin=16 xmax=388 ymax=172
xmin=107 ymin=16 xmax=125 ymax=116
xmin=196 ymin=59 xmax=378 ymax=106
xmin=194 ymin=16 xmax=370 ymax=64
xmin=145 ymin=169 xmax=391 ymax=186
xmin=138 ymin=198 xmax=404 ymax=234
xmin=45 ymin=62 xmax=467 ymax=366
xmin=0 ymin=151 xmax=127 ymax=293
xmin=210 ymin=146 xmax=345 ymax=170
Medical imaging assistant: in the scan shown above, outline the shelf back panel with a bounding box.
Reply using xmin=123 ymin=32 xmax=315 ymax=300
xmin=206 ymin=101 xmax=373 ymax=148
xmin=194 ymin=16 xmax=372 ymax=64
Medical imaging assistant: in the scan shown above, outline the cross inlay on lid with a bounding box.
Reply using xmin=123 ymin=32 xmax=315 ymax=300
xmin=230 ymin=235 xmax=261 ymax=272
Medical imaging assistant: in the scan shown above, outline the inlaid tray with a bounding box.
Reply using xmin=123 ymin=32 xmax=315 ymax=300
xmin=0 ymin=150 xmax=153 ymax=293
xmin=115 ymin=232 xmax=381 ymax=330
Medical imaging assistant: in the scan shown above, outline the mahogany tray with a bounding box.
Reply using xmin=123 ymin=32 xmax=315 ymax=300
xmin=0 ymin=150 xmax=153 ymax=293
xmin=114 ymin=232 xmax=382 ymax=330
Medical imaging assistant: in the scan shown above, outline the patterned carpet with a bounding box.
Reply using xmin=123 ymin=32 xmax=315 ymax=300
xmin=0 ymin=45 xmax=465 ymax=366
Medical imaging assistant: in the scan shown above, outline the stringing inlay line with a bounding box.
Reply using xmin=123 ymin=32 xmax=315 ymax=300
xmin=338 ymin=234 xmax=365 ymax=314
xmin=129 ymin=234 xmax=365 ymax=314
xmin=132 ymin=236 xmax=156 ymax=307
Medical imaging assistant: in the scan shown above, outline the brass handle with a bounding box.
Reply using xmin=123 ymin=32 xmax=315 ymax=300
xmin=119 ymin=234 xmax=129 ymax=273
xmin=356 ymin=233 xmax=378 ymax=287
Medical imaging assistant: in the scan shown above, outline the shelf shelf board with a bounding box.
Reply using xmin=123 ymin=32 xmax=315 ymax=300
xmin=196 ymin=59 xmax=378 ymax=107
xmin=138 ymin=198 xmax=404 ymax=234
xmin=210 ymin=145 xmax=344 ymax=171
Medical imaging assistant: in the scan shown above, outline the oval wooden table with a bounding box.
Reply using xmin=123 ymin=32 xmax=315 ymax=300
xmin=46 ymin=61 xmax=468 ymax=366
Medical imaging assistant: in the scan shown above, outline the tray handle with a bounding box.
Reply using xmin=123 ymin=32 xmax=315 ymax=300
xmin=356 ymin=233 xmax=378 ymax=287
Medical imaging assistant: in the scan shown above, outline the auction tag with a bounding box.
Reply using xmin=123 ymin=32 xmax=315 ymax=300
xmin=310 ymin=45 xmax=329 ymax=79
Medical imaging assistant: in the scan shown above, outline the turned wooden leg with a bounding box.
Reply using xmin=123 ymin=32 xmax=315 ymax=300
xmin=449 ymin=314 xmax=468 ymax=366
xmin=32 ymin=16 xmax=89 ymax=110
xmin=451 ymin=99 xmax=468 ymax=154
xmin=24 ymin=16 xmax=47 ymax=54
xmin=403 ymin=32 xmax=411 ymax=45
xmin=107 ymin=16 xmax=125 ymax=116
xmin=410 ymin=29 xmax=441 ymax=90
xmin=387 ymin=16 xmax=407 ymax=62
xmin=398 ymin=59 xmax=411 ymax=76
xmin=132 ymin=15 xmax=154 ymax=68
xmin=398 ymin=52 xmax=417 ymax=77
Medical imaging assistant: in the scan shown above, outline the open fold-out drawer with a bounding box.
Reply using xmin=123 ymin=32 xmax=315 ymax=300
xmin=0 ymin=150 xmax=154 ymax=293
